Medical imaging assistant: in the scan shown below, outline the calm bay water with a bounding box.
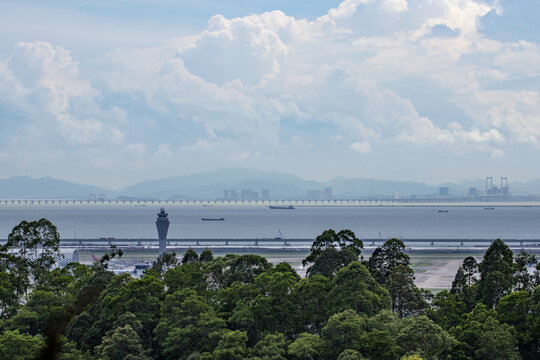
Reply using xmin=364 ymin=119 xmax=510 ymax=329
xmin=1 ymin=205 xmax=539 ymax=240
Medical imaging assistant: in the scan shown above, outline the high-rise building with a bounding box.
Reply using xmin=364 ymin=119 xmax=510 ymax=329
xmin=308 ymin=189 xmax=320 ymax=201
xmin=262 ymin=189 xmax=270 ymax=201
xmin=251 ymin=191 xmax=259 ymax=201
xmin=156 ymin=208 xmax=170 ymax=255
xmin=241 ymin=189 xmax=252 ymax=201
xmin=322 ymin=187 xmax=332 ymax=200
xmin=439 ymin=187 xmax=450 ymax=196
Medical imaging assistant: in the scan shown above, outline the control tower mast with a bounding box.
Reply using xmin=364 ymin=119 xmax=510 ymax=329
xmin=156 ymin=208 xmax=170 ymax=255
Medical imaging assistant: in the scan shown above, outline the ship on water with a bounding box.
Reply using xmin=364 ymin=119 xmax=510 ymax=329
xmin=268 ymin=205 xmax=295 ymax=210
xmin=201 ymin=217 xmax=225 ymax=221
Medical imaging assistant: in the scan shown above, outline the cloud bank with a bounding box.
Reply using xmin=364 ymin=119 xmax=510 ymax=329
xmin=0 ymin=0 xmax=539 ymax=186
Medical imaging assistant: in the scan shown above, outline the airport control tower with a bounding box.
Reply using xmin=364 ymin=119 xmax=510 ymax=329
xmin=156 ymin=208 xmax=170 ymax=255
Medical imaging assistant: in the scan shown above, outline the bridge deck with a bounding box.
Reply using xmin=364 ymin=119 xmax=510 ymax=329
xmin=52 ymin=238 xmax=540 ymax=246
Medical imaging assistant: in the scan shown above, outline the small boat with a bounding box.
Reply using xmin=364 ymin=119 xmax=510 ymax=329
xmin=438 ymin=210 xmax=448 ymax=213
xmin=484 ymin=207 xmax=495 ymax=210
xmin=201 ymin=217 xmax=225 ymax=221
xmin=268 ymin=205 xmax=295 ymax=210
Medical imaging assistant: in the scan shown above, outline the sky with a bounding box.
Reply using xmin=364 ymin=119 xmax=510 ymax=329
xmin=0 ymin=0 xmax=539 ymax=189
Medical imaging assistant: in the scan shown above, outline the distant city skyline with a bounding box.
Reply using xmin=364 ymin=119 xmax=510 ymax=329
xmin=3 ymin=169 xmax=540 ymax=201
xmin=1 ymin=1 xmax=540 ymax=188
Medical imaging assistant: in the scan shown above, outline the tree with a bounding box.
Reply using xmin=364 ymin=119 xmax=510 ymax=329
xmin=287 ymin=333 xmax=323 ymax=360
xmin=38 ymin=263 xmax=93 ymax=299
xmin=497 ymin=290 xmax=530 ymax=332
xmin=0 ymin=218 xmax=62 ymax=300
xmin=451 ymin=257 xmax=479 ymax=310
xmin=97 ymin=273 xmax=163 ymax=351
xmin=154 ymin=289 xmax=225 ymax=359
xmin=164 ymin=261 xmax=207 ymax=294
xmin=200 ymin=330 xmax=248 ymax=360
xmin=0 ymin=268 xmax=21 ymax=318
xmin=451 ymin=303 xmax=520 ymax=360
xmin=451 ymin=256 xmax=478 ymax=293
xmin=497 ymin=290 xmax=530 ymax=358
xmin=523 ymin=285 xmax=540 ymax=360
xmin=474 ymin=320 xmax=521 ymax=360
xmin=200 ymin=249 xmax=214 ymax=263
xmin=367 ymin=238 xmax=410 ymax=286
xmin=0 ymin=329 xmax=44 ymax=360
xmin=250 ymin=270 xmax=298 ymax=337
xmin=151 ymin=252 xmax=178 ymax=275
xmin=251 ymin=333 xmax=287 ymax=360
xmin=514 ymin=251 xmax=538 ymax=292
xmin=272 ymin=262 xmax=300 ymax=279
xmin=96 ymin=323 xmax=151 ymax=360
xmin=427 ymin=290 xmax=466 ymax=330
xmin=204 ymin=257 xmax=228 ymax=291
xmin=397 ymin=316 xmax=455 ymax=360
xmin=223 ymin=255 xmax=272 ymax=286
xmin=363 ymin=311 xmax=402 ymax=360
xmin=462 ymin=256 xmax=479 ymax=287
xmin=65 ymin=270 xmax=121 ymax=352
xmin=8 ymin=289 xmax=66 ymax=336
xmin=303 ymin=229 xmax=363 ymax=278
xmin=321 ymin=309 xmax=366 ymax=358
xmin=329 ymin=261 xmax=391 ymax=316
xmin=58 ymin=337 xmax=91 ymax=360
xmin=337 ymin=349 xmax=366 ymax=360
xmin=291 ymin=275 xmax=332 ymax=334
xmin=477 ymin=239 xmax=515 ymax=308
xmin=182 ymin=248 xmax=199 ymax=264
xmin=387 ymin=265 xmax=426 ymax=318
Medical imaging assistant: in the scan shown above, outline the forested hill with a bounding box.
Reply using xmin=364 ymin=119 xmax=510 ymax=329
xmin=0 ymin=221 xmax=539 ymax=360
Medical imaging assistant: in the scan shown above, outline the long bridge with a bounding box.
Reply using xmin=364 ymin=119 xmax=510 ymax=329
xmin=0 ymin=197 xmax=538 ymax=206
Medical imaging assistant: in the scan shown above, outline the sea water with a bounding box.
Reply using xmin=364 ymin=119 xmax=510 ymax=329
xmin=1 ymin=205 xmax=539 ymax=241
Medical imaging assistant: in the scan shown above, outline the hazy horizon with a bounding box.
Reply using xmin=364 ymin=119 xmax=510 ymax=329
xmin=1 ymin=169 xmax=537 ymax=191
xmin=0 ymin=167 xmax=534 ymax=194
xmin=1 ymin=1 xmax=540 ymax=188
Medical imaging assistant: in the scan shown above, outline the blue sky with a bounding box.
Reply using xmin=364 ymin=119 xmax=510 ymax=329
xmin=1 ymin=0 xmax=539 ymax=188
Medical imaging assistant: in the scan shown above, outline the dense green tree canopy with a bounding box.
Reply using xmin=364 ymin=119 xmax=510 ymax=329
xmin=1 ymin=222 xmax=539 ymax=360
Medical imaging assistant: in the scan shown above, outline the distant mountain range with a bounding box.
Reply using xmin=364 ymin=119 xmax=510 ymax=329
xmin=2 ymin=169 xmax=540 ymax=199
